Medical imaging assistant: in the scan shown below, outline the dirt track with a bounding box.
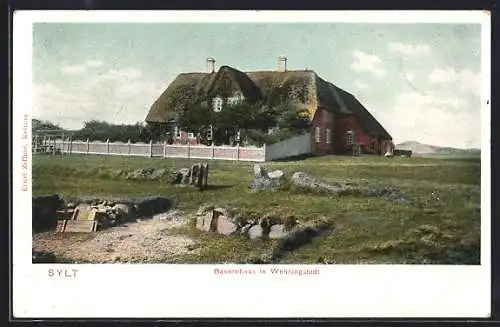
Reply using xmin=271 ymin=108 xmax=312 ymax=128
xmin=32 ymin=210 xmax=200 ymax=263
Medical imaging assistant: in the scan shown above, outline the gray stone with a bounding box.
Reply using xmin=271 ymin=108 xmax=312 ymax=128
xmin=196 ymin=204 xmax=214 ymax=216
xmin=216 ymin=215 xmax=238 ymax=235
xmin=214 ymin=207 xmax=230 ymax=218
xmin=267 ymin=170 xmax=284 ymax=180
xmin=240 ymin=224 xmax=253 ymax=235
xmin=260 ymin=214 xmax=282 ymax=228
xmin=248 ymin=225 xmax=264 ymax=240
xmin=290 ymin=172 xmax=349 ymax=195
xmin=250 ymin=177 xmax=282 ymax=191
xmin=150 ymin=168 xmax=167 ymax=180
xmin=253 ymin=164 xmax=268 ymax=178
xmin=196 ymin=211 xmax=214 ymax=232
xmin=113 ymin=203 xmax=135 ymax=223
xmin=178 ymin=168 xmax=191 ymax=184
xmin=269 ymin=224 xmax=289 ymax=239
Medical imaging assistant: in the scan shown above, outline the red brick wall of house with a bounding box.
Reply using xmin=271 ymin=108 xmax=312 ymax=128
xmin=333 ymin=114 xmax=392 ymax=155
xmin=310 ymin=108 xmax=334 ymax=155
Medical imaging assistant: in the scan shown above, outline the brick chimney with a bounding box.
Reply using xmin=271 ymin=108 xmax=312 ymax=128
xmin=277 ymin=56 xmax=287 ymax=72
xmin=206 ymin=58 xmax=216 ymax=73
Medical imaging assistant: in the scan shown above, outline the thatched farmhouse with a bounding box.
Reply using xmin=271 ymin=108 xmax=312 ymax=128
xmin=146 ymin=57 xmax=393 ymax=155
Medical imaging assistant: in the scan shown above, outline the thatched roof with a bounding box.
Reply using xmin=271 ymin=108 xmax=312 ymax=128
xmin=146 ymin=66 xmax=391 ymax=139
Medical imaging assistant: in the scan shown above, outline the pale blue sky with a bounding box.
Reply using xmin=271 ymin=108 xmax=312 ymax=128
xmin=33 ymin=22 xmax=482 ymax=148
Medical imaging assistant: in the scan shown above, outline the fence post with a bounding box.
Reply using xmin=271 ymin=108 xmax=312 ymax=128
xmin=263 ymin=143 xmax=267 ymax=162
xmin=106 ymin=139 xmax=110 ymax=155
xmin=187 ymin=142 xmax=191 ymax=159
xmin=149 ymin=140 xmax=153 ymax=158
xmin=70 ymin=138 xmax=73 ymax=154
xmin=53 ymin=138 xmax=56 ymax=155
xmin=128 ymin=139 xmax=131 ymax=155
xmin=34 ymin=134 xmax=38 ymax=153
xmin=62 ymin=138 xmax=65 ymax=154
xmin=86 ymin=138 xmax=90 ymax=154
xmin=236 ymin=142 xmax=240 ymax=161
xmin=163 ymin=140 xmax=167 ymax=158
xmin=212 ymin=142 xmax=215 ymax=160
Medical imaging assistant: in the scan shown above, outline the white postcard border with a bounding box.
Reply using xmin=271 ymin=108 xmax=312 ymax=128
xmin=12 ymin=10 xmax=491 ymax=318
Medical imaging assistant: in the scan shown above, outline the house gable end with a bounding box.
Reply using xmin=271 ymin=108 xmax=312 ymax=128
xmin=206 ymin=66 xmax=262 ymax=103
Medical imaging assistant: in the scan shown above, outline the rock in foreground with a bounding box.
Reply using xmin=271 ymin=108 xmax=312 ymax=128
xmin=290 ymin=172 xmax=353 ymax=195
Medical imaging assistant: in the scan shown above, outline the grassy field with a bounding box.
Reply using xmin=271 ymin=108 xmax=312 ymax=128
xmin=32 ymin=153 xmax=481 ymax=264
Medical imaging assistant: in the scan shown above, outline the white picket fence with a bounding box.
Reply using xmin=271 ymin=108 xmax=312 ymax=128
xmin=42 ymin=139 xmax=266 ymax=162
xmin=37 ymin=133 xmax=313 ymax=162
xmin=264 ymin=133 xmax=311 ymax=161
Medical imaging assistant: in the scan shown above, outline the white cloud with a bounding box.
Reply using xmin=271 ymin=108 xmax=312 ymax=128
xmin=429 ymin=67 xmax=481 ymax=95
xmin=86 ymin=59 xmax=104 ymax=68
xmin=33 ymin=68 xmax=166 ymax=130
xmin=60 ymin=65 xmax=87 ymax=75
xmin=351 ymin=50 xmax=386 ymax=76
xmin=106 ymin=68 xmax=143 ymax=80
xmin=388 ymin=42 xmax=432 ymax=57
xmin=378 ymin=91 xmax=480 ymax=148
xmin=404 ymin=71 xmax=415 ymax=83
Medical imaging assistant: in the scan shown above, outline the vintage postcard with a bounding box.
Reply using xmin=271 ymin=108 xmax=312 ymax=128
xmin=13 ymin=10 xmax=491 ymax=318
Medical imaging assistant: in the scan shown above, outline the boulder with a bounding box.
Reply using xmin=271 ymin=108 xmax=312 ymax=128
xmin=215 ymin=214 xmax=238 ymax=235
xmin=169 ymin=167 xmax=190 ymax=184
xmin=248 ymin=225 xmax=264 ymax=240
xmin=179 ymin=168 xmax=191 ymax=184
xmin=214 ymin=207 xmax=230 ymax=218
xmin=267 ymin=170 xmax=284 ymax=180
xmin=196 ymin=211 xmax=215 ymax=232
xmin=113 ymin=203 xmax=135 ymax=222
xmin=240 ymin=224 xmax=254 ymax=235
xmin=253 ymin=164 xmax=268 ymax=178
xmin=196 ymin=204 xmax=214 ymax=216
xmin=32 ymin=194 xmax=64 ymax=232
xmin=269 ymin=224 xmax=289 ymax=239
xmin=250 ymin=177 xmax=282 ymax=192
xmin=290 ymin=172 xmax=349 ymax=195
xmin=149 ymin=168 xmax=167 ymax=180
xmin=127 ymin=168 xmax=154 ymax=180
xmin=259 ymin=214 xmax=282 ymax=228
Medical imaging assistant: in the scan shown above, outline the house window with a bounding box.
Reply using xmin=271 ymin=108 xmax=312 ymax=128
xmin=213 ymin=97 xmax=223 ymax=112
xmin=326 ymin=129 xmax=331 ymax=144
xmin=228 ymin=93 xmax=243 ymax=106
xmin=187 ymin=132 xmax=195 ymax=139
xmin=346 ymin=131 xmax=354 ymax=145
xmin=174 ymin=126 xmax=181 ymax=139
xmin=315 ymin=126 xmax=321 ymax=143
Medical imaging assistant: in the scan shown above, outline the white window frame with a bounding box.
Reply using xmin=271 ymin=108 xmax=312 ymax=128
xmin=174 ymin=126 xmax=181 ymax=139
xmin=346 ymin=130 xmax=354 ymax=145
xmin=213 ymin=97 xmax=223 ymax=112
xmin=187 ymin=132 xmax=195 ymax=139
xmin=326 ymin=128 xmax=331 ymax=144
xmin=228 ymin=93 xmax=244 ymax=106
xmin=315 ymin=126 xmax=321 ymax=143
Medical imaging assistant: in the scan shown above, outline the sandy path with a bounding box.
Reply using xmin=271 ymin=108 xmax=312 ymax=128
xmin=33 ymin=210 xmax=199 ymax=263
